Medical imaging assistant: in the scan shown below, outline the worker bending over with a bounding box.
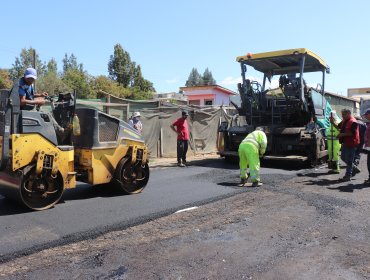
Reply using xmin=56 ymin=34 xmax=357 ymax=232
xmin=238 ymin=128 xmax=267 ymax=187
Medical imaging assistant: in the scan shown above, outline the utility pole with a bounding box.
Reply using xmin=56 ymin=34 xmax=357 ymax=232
xmin=32 ymin=49 xmax=36 ymax=92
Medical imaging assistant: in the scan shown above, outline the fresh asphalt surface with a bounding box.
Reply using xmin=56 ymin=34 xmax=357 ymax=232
xmin=0 ymin=158 xmax=301 ymax=262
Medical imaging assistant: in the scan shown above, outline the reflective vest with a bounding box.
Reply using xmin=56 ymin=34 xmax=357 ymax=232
xmin=327 ymin=124 xmax=340 ymax=141
xmin=241 ymin=130 xmax=267 ymax=155
xmin=340 ymin=116 xmax=360 ymax=148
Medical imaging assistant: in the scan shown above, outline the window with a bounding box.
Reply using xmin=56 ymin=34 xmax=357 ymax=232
xmin=189 ymin=100 xmax=200 ymax=105
xmin=204 ymin=99 xmax=213 ymax=105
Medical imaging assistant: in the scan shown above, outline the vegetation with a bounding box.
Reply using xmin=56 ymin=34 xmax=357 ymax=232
xmin=185 ymin=67 xmax=216 ymax=87
xmin=0 ymin=69 xmax=12 ymax=89
xmin=6 ymin=46 xmax=156 ymax=100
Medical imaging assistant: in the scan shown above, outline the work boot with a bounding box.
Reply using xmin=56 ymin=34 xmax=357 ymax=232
xmin=352 ymin=166 xmax=361 ymax=177
xmin=341 ymin=175 xmax=351 ymax=182
xmin=239 ymin=178 xmax=246 ymax=187
xmin=251 ymin=181 xmax=262 ymax=187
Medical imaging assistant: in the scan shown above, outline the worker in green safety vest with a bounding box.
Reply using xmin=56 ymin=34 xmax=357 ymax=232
xmin=238 ymin=127 xmax=267 ymax=187
xmin=327 ymin=110 xmax=341 ymax=173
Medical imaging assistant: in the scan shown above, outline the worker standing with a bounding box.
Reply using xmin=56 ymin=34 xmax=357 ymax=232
xmin=129 ymin=112 xmax=143 ymax=134
xmin=331 ymin=109 xmax=360 ymax=181
xmin=362 ymin=109 xmax=370 ymax=185
xmin=238 ymin=128 xmax=267 ymax=187
xmin=170 ymin=111 xmax=190 ymax=167
xmin=353 ymin=115 xmax=366 ymax=175
xmin=327 ymin=111 xmax=341 ymax=174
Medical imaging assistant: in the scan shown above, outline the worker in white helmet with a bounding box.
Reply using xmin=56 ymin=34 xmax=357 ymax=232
xmin=129 ymin=111 xmax=143 ymax=134
xmin=327 ymin=110 xmax=341 ymax=174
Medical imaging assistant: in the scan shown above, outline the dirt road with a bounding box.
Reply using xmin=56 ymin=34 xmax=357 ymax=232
xmin=1 ymin=159 xmax=370 ymax=279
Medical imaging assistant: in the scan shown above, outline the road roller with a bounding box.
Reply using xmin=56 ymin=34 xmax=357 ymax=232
xmin=0 ymin=85 xmax=149 ymax=210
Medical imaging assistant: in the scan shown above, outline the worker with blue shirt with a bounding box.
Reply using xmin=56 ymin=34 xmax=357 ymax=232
xmin=17 ymin=67 xmax=67 ymax=140
xmin=18 ymin=68 xmax=48 ymax=110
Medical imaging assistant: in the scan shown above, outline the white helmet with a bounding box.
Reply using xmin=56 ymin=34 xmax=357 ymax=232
xmin=133 ymin=112 xmax=141 ymax=118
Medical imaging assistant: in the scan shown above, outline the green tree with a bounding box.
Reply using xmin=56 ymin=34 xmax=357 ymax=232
xmin=9 ymin=47 xmax=46 ymax=80
xmin=47 ymin=58 xmax=58 ymax=74
xmin=132 ymin=65 xmax=155 ymax=92
xmin=107 ymin=44 xmax=155 ymax=98
xmin=94 ymin=75 xmax=131 ymax=99
xmin=37 ymin=58 xmax=69 ymax=95
xmin=62 ymin=69 xmax=94 ymax=99
xmin=0 ymin=69 xmax=13 ymax=89
xmin=202 ymin=68 xmax=216 ymax=85
xmin=108 ymin=44 xmax=133 ymax=87
xmin=63 ymin=53 xmax=83 ymax=73
xmin=185 ymin=68 xmax=203 ymax=87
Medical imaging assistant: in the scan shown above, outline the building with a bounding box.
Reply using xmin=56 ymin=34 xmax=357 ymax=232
xmin=348 ymin=87 xmax=370 ymax=101
xmin=325 ymin=91 xmax=359 ymax=115
xmin=179 ymin=85 xmax=236 ymax=106
xmin=152 ymin=92 xmax=188 ymax=105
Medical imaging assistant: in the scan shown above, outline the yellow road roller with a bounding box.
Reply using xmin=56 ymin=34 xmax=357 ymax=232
xmin=0 ymin=86 xmax=149 ymax=210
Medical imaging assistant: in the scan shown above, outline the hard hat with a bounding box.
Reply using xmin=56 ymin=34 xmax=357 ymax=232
xmin=133 ymin=112 xmax=141 ymax=118
xmin=24 ymin=67 xmax=37 ymax=80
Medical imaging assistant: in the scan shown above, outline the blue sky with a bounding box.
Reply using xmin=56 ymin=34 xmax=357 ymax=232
xmin=1 ymin=0 xmax=369 ymax=95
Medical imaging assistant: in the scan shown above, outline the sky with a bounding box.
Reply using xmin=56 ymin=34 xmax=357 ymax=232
xmin=1 ymin=0 xmax=370 ymax=96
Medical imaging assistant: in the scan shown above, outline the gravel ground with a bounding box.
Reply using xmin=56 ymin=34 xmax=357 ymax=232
xmin=1 ymin=158 xmax=370 ymax=280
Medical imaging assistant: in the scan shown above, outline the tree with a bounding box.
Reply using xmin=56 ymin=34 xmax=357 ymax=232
xmin=108 ymin=44 xmax=156 ymax=98
xmin=202 ymin=68 xmax=216 ymax=85
xmin=94 ymin=75 xmax=131 ymax=99
xmin=185 ymin=68 xmax=203 ymax=87
xmin=37 ymin=58 xmax=69 ymax=95
xmin=47 ymin=58 xmax=58 ymax=74
xmin=132 ymin=65 xmax=155 ymax=92
xmin=62 ymin=69 xmax=94 ymax=99
xmin=63 ymin=53 xmax=83 ymax=73
xmin=9 ymin=47 xmax=46 ymax=80
xmin=108 ymin=44 xmax=132 ymax=87
xmin=0 ymin=69 xmax=13 ymax=89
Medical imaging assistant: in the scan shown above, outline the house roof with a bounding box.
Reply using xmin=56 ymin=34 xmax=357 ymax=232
xmin=179 ymin=85 xmax=236 ymax=95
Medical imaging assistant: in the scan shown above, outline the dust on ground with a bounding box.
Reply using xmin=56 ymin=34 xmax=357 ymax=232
xmin=1 ymin=160 xmax=370 ymax=279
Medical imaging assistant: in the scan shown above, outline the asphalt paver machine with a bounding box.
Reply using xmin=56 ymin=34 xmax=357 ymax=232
xmin=218 ymin=48 xmax=332 ymax=165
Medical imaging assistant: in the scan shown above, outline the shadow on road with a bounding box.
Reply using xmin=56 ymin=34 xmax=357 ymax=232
xmin=0 ymin=184 xmax=128 ymax=216
xmin=216 ymin=182 xmax=240 ymax=187
xmin=0 ymin=197 xmax=30 ymax=216
xmin=61 ymin=184 xmax=128 ymax=202
xmin=327 ymin=183 xmax=370 ymax=193
xmin=302 ymin=178 xmax=342 ymax=186
xmin=297 ymin=172 xmax=329 ymax=178
xmin=190 ymin=158 xmax=308 ymax=171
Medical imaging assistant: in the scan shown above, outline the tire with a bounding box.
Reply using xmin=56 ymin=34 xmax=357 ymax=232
xmin=114 ymin=157 xmax=150 ymax=194
xmin=19 ymin=165 xmax=64 ymax=211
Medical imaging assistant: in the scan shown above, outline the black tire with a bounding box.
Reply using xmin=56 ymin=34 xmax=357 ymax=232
xmin=19 ymin=165 xmax=64 ymax=211
xmin=114 ymin=157 xmax=150 ymax=194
